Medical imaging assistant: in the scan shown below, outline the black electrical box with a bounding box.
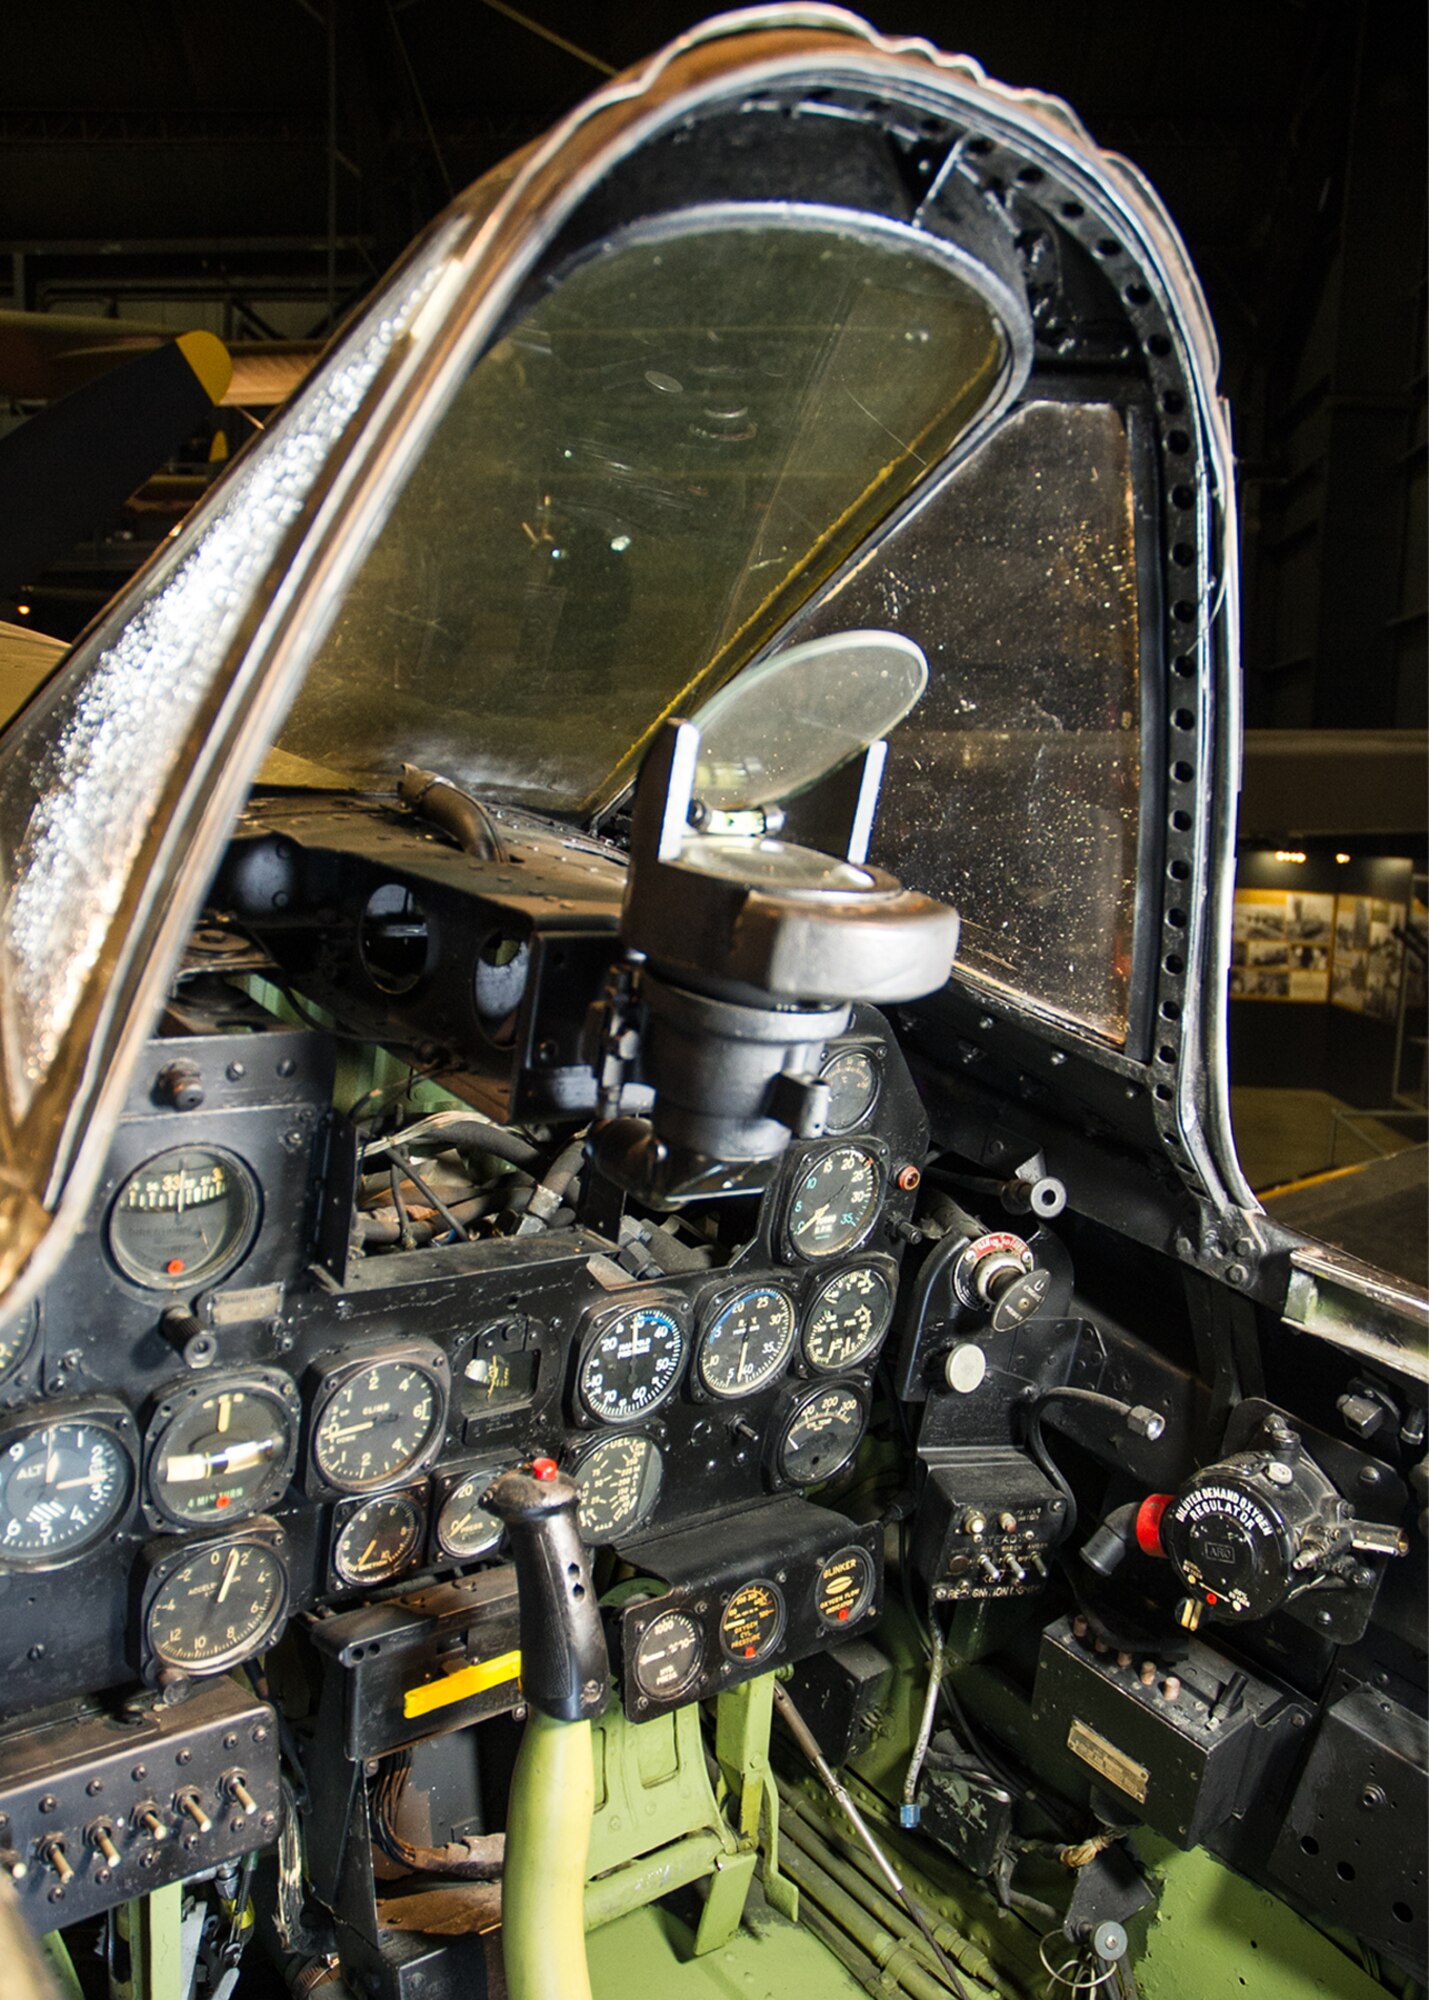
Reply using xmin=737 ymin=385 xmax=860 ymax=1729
xmin=1029 ymin=1615 xmax=1306 ymax=1848
xmin=911 ymin=1446 xmax=1064 ymax=1601
xmin=1267 ymin=1681 xmax=1426 ymax=1979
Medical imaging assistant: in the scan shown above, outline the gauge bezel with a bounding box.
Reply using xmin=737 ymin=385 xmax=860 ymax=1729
xmin=693 ymin=1281 xmax=798 ymax=1401
xmin=768 ymin=1376 xmax=871 ymax=1489
xmin=139 ymin=1518 xmax=289 ymax=1680
xmin=0 ymin=1298 xmax=41 ymax=1390
xmin=818 ymin=1045 xmax=883 ymax=1134
xmin=430 ymin=1459 xmax=509 ymax=1564
xmin=718 ymin=1578 xmax=787 ymax=1663
xmin=304 ymin=1341 xmax=450 ymax=1498
xmin=573 ymin=1296 xmax=688 ymax=1427
xmin=105 ymin=1144 xmax=263 ymax=1294
xmin=143 ymin=1368 xmax=301 ymax=1529
xmin=814 ymin=1544 xmax=878 ymax=1629
xmin=329 ymin=1484 xmax=428 ymax=1592
xmin=0 ymin=1399 xmax=139 ymax=1573
xmin=565 ymin=1429 xmax=665 ymax=1543
xmin=780 ymin=1141 xmax=886 ymax=1265
xmin=631 ymin=1607 xmax=705 ymax=1703
xmin=799 ymin=1258 xmax=897 ymax=1375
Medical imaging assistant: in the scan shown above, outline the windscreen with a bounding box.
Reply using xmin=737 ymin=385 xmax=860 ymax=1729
xmin=794 ymin=399 xmax=1145 ymax=1044
xmin=265 ymin=218 xmax=1011 ymax=812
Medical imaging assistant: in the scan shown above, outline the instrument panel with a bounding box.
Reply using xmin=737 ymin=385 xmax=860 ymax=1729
xmin=0 ymin=1007 xmax=922 ymax=1720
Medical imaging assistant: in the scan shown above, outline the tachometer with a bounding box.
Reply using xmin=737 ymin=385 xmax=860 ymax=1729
xmin=309 ymin=1346 xmax=448 ymax=1495
xmin=577 ymin=1304 xmax=685 ymax=1423
xmin=143 ymin=1531 xmax=288 ymax=1674
xmin=331 ymin=1490 xmax=425 ymax=1589
xmin=107 ymin=1146 xmax=261 ymax=1291
xmin=771 ymin=1381 xmax=868 ymax=1487
xmin=146 ymin=1372 xmax=299 ymax=1526
xmin=0 ymin=1411 xmax=136 ymax=1565
xmin=802 ymin=1264 xmax=895 ymax=1373
xmin=696 ymin=1285 xmax=796 ymax=1399
xmin=569 ymin=1432 xmax=664 ymax=1542
xmin=784 ymin=1145 xmax=883 ymax=1261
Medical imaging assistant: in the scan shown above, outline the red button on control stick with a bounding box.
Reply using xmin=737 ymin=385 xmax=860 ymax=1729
xmin=530 ymin=1457 xmax=559 ymax=1482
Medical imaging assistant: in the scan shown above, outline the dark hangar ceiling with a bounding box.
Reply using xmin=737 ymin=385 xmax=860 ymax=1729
xmin=0 ymin=1 xmax=1423 ymax=727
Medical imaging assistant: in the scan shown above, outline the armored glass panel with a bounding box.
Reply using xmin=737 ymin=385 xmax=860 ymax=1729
xmin=796 ymin=400 xmax=1143 ymax=1044
xmin=266 ymin=219 xmax=1011 ymax=813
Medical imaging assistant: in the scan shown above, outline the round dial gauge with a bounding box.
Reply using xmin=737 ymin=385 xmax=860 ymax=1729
xmin=773 ymin=1382 xmax=867 ymax=1487
xmin=145 ymin=1538 xmax=288 ymax=1673
xmin=803 ymin=1265 xmax=895 ymax=1373
xmin=697 ymin=1286 xmax=796 ymax=1399
xmin=815 ymin=1546 xmax=876 ymax=1628
xmin=570 ymin=1433 xmax=663 ymax=1543
xmin=578 ymin=1306 xmax=685 ymax=1424
xmin=785 ymin=1146 xmax=882 ymax=1262
xmin=820 ymin=1049 xmax=880 ymax=1133
xmin=0 ymin=1417 xmax=134 ymax=1564
xmin=311 ymin=1358 xmax=445 ymax=1494
xmin=0 ymin=1302 xmax=38 ymax=1386
xmin=147 ymin=1377 xmax=297 ymax=1526
xmin=434 ymin=1471 xmax=504 ymax=1562
xmin=108 ymin=1147 xmax=260 ymax=1291
xmin=632 ymin=1609 xmax=704 ymax=1702
xmin=719 ymin=1579 xmax=786 ymax=1663
xmin=333 ymin=1492 xmax=425 ymax=1588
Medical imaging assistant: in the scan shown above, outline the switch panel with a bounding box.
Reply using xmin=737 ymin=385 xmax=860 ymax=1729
xmin=911 ymin=1446 xmax=1064 ymax=1600
xmin=0 ymin=1678 xmax=280 ymax=1931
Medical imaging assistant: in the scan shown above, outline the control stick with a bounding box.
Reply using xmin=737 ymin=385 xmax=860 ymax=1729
xmin=483 ymin=1464 xmax=610 ymax=2000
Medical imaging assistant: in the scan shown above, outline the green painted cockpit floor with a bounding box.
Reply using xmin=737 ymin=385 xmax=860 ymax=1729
xmin=588 ymin=1897 xmax=866 ymax=2000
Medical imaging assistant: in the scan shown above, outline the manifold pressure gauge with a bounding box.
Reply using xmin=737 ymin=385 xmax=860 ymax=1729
xmin=696 ymin=1285 xmax=796 ymax=1398
xmin=569 ymin=1432 xmax=664 ymax=1543
xmin=146 ymin=1372 xmax=299 ymax=1527
xmin=770 ymin=1380 xmax=868 ymax=1487
xmin=802 ymin=1264 xmax=894 ymax=1372
xmin=576 ymin=1302 xmax=686 ymax=1424
xmin=142 ymin=1525 xmax=289 ymax=1676
xmin=631 ymin=1608 xmax=704 ymax=1703
xmin=107 ymin=1146 xmax=261 ymax=1291
xmin=0 ymin=1406 xmax=137 ymax=1566
xmin=332 ymin=1489 xmax=425 ymax=1589
xmin=307 ymin=1344 xmax=448 ymax=1495
xmin=785 ymin=1145 xmax=883 ymax=1261
xmin=433 ymin=1468 xmax=505 ymax=1562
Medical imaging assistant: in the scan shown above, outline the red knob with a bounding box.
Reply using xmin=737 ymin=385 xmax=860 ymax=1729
xmin=530 ymin=1456 xmax=559 ymax=1482
xmin=1135 ymin=1493 xmax=1172 ymax=1557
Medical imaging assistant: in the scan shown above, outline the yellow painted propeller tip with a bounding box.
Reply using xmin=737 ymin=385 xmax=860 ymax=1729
xmin=175 ymin=329 xmax=233 ymax=408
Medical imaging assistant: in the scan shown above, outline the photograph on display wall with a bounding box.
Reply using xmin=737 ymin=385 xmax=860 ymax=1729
xmin=1232 ymin=888 xmax=1330 ymax=1001
xmin=1330 ymin=893 xmax=1371 ymax=1012
xmin=1363 ymin=901 xmax=1407 ymax=1023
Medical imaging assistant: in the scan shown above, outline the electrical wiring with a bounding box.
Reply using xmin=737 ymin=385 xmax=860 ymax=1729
xmin=371 ymin=1753 xmax=504 ymax=1880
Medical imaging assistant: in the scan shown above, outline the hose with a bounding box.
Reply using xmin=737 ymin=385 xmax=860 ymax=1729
xmin=398 ymin=762 xmax=509 ymax=863
xmin=903 ymin=1606 xmax=946 ymax=1825
xmin=372 ymin=1753 xmax=505 ymax=1880
xmin=362 ymin=1110 xmax=543 ymax=1174
xmin=517 ymin=1137 xmax=588 ymax=1233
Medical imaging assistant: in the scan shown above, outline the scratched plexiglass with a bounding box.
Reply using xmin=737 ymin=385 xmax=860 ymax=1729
xmin=0 ymin=243 xmax=455 ymax=1118
xmin=268 ymin=220 xmax=1011 ymax=814
xmin=796 ymin=400 xmax=1143 ymax=1044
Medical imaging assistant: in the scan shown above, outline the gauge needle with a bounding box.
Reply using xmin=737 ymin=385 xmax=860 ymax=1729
xmin=359 ymin=1539 xmax=379 ymax=1567
xmin=803 ymin=1202 xmax=833 ymax=1231
xmin=216 ymin=1549 xmax=241 ymax=1604
xmin=327 ymin=1420 xmax=377 ymax=1441
xmin=55 ymin=1477 xmax=99 ymax=1491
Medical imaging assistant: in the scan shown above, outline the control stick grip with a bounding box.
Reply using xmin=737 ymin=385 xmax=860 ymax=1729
xmin=483 ymin=1469 xmax=609 ymax=1722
